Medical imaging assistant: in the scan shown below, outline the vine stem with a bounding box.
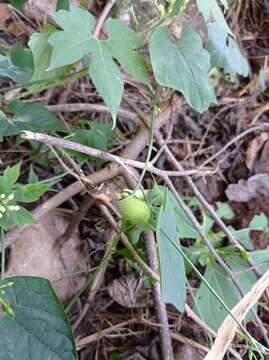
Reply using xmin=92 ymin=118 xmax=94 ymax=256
xmin=135 ymin=86 xmax=160 ymax=190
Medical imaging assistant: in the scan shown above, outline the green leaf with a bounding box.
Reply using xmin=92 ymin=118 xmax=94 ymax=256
xmin=0 ymin=211 xmax=11 ymax=231
xmin=0 ymin=100 xmax=64 ymax=138
xmin=8 ymin=0 xmax=27 ymax=11
xmin=48 ymin=5 xmax=96 ymax=69
xmin=229 ymin=213 xmax=268 ymax=250
xmin=28 ymin=165 xmax=39 ymax=184
xmin=156 ymin=188 xmax=186 ymax=312
xmin=0 ymin=163 xmax=21 ymax=190
xmin=168 ymin=0 xmax=191 ymax=15
xmin=228 ymin=227 xmax=253 ymax=250
xmin=196 ymin=0 xmax=231 ymax=35
xmin=10 ymin=206 xmax=35 ymax=227
xmin=202 ymin=212 xmax=215 ymax=234
xmin=10 ymin=43 xmax=33 ymax=71
xmin=0 ymin=276 xmax=77 ymax=360
xmin=104 ymin=19 xmax=150 ymax=86
xmin=57 ymin=0 xmax=70 ymax=10
xmin=0 ymin=54 xmax=32 ymax=84
xmin=89 ymin=44 xmax=124 ymax=124
xmin=182 ymin=243 xmax=204 ymax=274
xmin=0 ymin=112 xmax=9 ymax=141
xmin=48 ymin=5 xmax=149 ymax=124
xmin=66 ymin=121 xmax=114 ymax=162
xmin=250 ymin=247 xmax=269 ymax=274
xmin=216 ymin=201 xmax=235 ymax=220
xmin=174 ymin=204 xmax=201 ymax=239
xmin=249 ymin=213 xmax=268 ymax=230
xmin=149 ymin=26 xmax=215 ymax=113
xmin=28 ymin=31 xmax=63 ymax=91
xmin=194 ymin=255 xmax=256 ymax=331
xmin=14 ymin=183 xmax=50 ymax=203
xmin=206 ymin=23 xmax=249 ymax=77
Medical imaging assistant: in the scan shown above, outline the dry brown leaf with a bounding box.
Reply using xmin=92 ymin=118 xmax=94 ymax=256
xmin=225 ymin=173 xmax=269 ymax=202
xmin=23 ymin=0 xmax=78 ymax=21
xmin=7 ymin=21 xmax=29 ymax=37
xmin=108 ymin=275 xmax=149 ymax=308
xmin=246 ymin=132 xmax=269 ymax=171
xmin=6 ymin=211 xmax=88 ymax=302
xmin=175 ymin=344 xmax=203 ymax=360
xmin=0 ymin=4 xmax=12 ymax=30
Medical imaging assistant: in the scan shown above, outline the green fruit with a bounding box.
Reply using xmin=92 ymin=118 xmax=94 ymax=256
xmin=121 ymin=195 xmax=151 ymax=225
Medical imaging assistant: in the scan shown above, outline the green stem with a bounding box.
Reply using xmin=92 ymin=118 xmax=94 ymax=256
xmin=135 ymin=86 xmax=160 ymax=191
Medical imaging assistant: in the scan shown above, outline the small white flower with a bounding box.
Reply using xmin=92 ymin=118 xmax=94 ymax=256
xmin=7 ymin=205 xmax=20 ymax=212
xmin=0 ymin=205 xmax=6 ymax=213
xmin=0 ymin=194 xmax=5 ymax=199
xmin=6 ymin=194 xmax=14 ymax=202
xmin=0 ymin=213 xmax=3 ymax=219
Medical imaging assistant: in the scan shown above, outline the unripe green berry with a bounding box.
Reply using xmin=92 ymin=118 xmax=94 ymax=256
xmin=121 ymin=196 xmax=151 ymax=225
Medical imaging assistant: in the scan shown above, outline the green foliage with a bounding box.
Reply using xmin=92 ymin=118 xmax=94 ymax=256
xmin=0 ymin=163 xmax=50 ymax=230
xmin=0 ymin=1 xmax=259 ymax=352
xmin=10 ymin=43 xmax=33 ymax=73
xmin=216 ymin=201 xmax=235 ymax=220
xmin=196 ymin=0 xmax=231 ymax=35
xmin=250 ymin=246 xmax=269 ymax=274
xmin=8 ymin=0 xmax=27 ymax=11
xmin=156 ymin=188 xmax=186 ymax=312
xmin=48 ymin=5 xmax=149 ymax=124
xmin=178 ymin=197 xmax=269 ymax=330
xmin=28 ymin=30 xmax=63 ymax=92
xmin=194 ymin=255 xmax=256 ymax=331
xmin=0 ymin=276 xmax=77 ymax=360
xmin=57 ymin=0 xmax=70 ymax=10
xmin=48 ymin=5 xmax=96 ymax=69
xmin=206 ymin=23 xmax=249 ymax=77
xmin=0 ymin=54 xmax=32 ymax=84
xmin=65 ymin=121 xmax=114 ymax=163
xmin=149 ymin=26 xmax=215 ymax=113
xmin=0 ymin=100 xmax=64 ymax=140
xmin=229 ymin=213 xmax=269 ymax=250
xmin=167 ymin=0 xmax=191 ymax=15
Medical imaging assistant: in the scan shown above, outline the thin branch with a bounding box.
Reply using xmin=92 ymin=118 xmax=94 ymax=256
xmin=21 ymin=131 xmax=212 ymax=178
xmin=144 ymin=230 xmax=174 ymax=360
xmin=92 ymin=0 xmax=115 ymax=37
xmin=200 ymin=124 xmax=269 ymax=168
xmin=46 ymin=103 xmax=137 ymax=122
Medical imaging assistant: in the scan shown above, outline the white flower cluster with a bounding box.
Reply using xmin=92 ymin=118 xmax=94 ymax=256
xmin=0 ymin=193 xmax=20 ymax=219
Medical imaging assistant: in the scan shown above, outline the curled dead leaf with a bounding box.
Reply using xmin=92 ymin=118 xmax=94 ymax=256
xmin=225 ymin=173 xmax=269 ymax=203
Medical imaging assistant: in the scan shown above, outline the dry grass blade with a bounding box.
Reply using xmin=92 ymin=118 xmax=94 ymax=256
xmin=205 ymin=268 xmax=269 ymax=360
